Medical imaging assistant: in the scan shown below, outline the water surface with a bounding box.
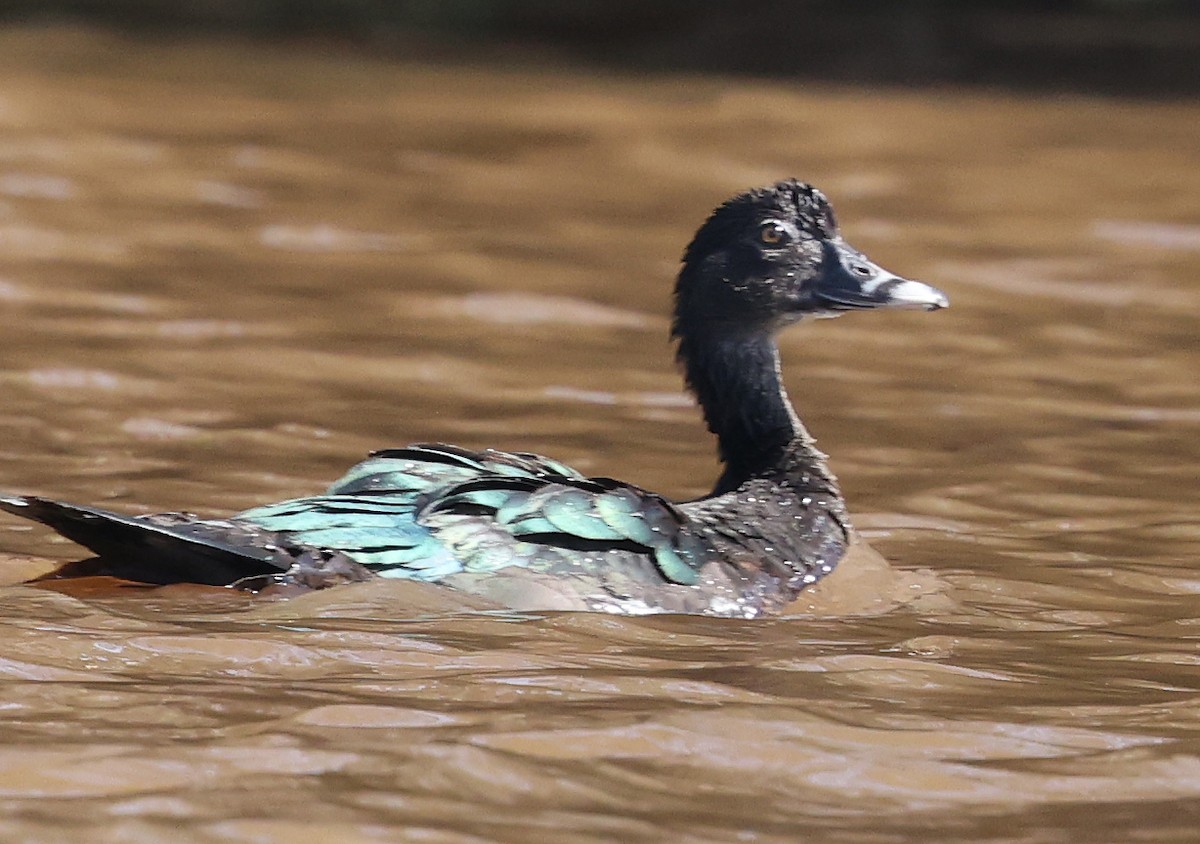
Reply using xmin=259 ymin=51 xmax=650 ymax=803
xmin=1 ymin=27 xmax=1198 ymax=843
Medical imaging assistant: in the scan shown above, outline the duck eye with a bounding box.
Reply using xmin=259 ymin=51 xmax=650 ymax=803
xmin=759 ymin=222 xmax=789 ymax=246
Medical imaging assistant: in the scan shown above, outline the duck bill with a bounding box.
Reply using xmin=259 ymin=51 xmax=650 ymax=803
xmin=812 ymin=241 xmax=948 ymax=313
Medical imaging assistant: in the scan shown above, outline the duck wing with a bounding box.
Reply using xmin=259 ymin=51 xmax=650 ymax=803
xmin=239 ymin=443 xmax=711 ymax=585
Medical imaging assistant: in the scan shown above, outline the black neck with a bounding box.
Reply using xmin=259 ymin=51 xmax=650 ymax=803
xmin=676 ymin=327 xmax=837 ymax=496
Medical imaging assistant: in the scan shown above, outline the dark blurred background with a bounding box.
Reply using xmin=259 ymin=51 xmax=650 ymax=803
xmin=1 ymin=0 xmax=1197 ymax=95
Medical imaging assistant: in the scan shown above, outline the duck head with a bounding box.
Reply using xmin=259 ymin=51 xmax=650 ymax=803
xmin=673 ymin=180 xmax=947 ymax=337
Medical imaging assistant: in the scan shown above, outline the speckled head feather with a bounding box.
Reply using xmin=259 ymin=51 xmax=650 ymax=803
xmin=672 ymin=179 xmax=844 ymax=341
xmin=681 ymin=179 xmax=839 ymax=267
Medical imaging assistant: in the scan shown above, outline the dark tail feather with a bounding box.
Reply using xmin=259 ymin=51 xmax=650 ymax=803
xmin=0 ymin=495 xmax=287 ymax=586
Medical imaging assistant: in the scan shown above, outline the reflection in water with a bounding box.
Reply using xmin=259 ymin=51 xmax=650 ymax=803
xmin=0 ymin=25 xmax=1198 ymax=844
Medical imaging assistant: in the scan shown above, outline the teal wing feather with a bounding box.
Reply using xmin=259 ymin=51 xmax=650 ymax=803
xmin=433 ymin=477 xmax=705 ymax=585
xmin=327 ymin=443 xmax=586 ymax=495
xmin=235 ymin=443 xmax=710 ymax=585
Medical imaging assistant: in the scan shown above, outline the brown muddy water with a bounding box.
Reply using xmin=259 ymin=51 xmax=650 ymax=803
xmin=0 ymin=26 xmax=1198 ymax=844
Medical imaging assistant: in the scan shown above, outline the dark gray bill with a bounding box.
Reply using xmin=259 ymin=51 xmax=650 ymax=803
xmin=812 ymin=241 xmax=948 ymax=312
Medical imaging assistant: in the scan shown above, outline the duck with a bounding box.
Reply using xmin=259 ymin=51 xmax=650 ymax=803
xmin=0 ymin=180 xmax=946 ymax=617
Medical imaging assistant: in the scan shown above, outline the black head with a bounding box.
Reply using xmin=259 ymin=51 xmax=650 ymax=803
xmin=673 ymin=179 xmax=946 ymax=339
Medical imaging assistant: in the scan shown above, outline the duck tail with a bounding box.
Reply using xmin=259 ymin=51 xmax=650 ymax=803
xmin=0 ymin=494 xmax=286 ymax=586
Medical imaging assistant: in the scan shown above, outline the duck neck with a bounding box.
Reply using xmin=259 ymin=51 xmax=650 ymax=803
xmin=678 ymin=328 xmax=838 ymax=496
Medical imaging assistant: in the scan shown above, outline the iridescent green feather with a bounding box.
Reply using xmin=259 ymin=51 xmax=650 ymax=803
xmin=231 ymin=443 xmax=709 ymax=586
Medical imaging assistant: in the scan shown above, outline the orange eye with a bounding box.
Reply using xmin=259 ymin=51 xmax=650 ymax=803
xmin=759 ymin=222 xmax=788 ymax=246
